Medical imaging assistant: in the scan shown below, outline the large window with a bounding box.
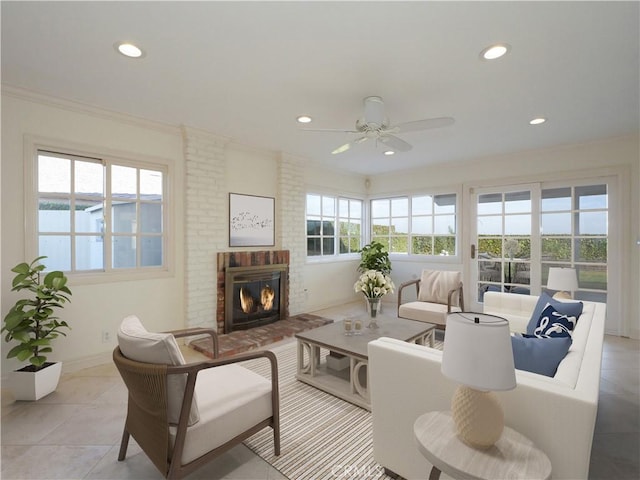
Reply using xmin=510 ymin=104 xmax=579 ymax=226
xmin=36 ymin=150 xmax=166 ymax=273
xmin=306 ymin=194 xmax=362 ymax=257
xmin=371 ymin=193 xmax=457 ymax=255
xmin=473 ymin=182 xmax=608 ymax=305
xmin=541 ymin=184 xmax=607 ymax=302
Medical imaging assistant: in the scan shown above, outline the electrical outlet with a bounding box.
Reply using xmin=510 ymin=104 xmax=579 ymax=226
xmin=101 ymin=331 xmax=111 ymax=343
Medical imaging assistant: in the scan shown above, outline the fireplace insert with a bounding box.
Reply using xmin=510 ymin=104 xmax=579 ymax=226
xmin=224 ymin=264 xmax=287 ymax=332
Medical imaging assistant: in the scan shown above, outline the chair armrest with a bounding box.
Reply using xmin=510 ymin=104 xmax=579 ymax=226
xmin=447 ymin=282 xmax=465 ymax=312
xmin=166 ymin=327 xmax=219 ymax=359
xmin=397 ymin=279 xmax=420 ymax=313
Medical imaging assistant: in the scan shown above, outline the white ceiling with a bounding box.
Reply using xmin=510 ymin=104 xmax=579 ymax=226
xmin=2 ymin=1 xmax=638 ymax=175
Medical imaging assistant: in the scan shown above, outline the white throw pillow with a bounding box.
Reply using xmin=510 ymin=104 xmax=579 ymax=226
xmin=418 ymin=270 xmax=462 ymax=304
xmin=117 ymin=315 xmax=200 ymax=426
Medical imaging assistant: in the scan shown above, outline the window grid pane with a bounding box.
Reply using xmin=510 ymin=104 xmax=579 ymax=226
xmin=373 ymin=193 xmax=458 ymax=256
xmin=37 ymin=150 xmax=166 ymax=273
xmin=307 ymin=194 xmax=363 ymax=257
xmin=541 ymin=185 xmax=608 ymax=298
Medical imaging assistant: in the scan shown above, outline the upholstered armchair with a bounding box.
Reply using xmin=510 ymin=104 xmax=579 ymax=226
xmin=397 ymin=270 xmax=464 ymax=329
xmin=113 ymin=316 xmax=280 ymax=479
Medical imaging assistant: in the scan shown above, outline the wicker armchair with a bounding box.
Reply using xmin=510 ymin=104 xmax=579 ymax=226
xmin=113 ymin=318 xmax=280 ymax=479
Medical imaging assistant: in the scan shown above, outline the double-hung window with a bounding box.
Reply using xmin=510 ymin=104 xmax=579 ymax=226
xmin=306 ymin=194 xmax=362 ymax=257
xmin=34 ymin=149 xmax=167 ymax=273
xmin=371 ymin=193 xmax=458 ymax=256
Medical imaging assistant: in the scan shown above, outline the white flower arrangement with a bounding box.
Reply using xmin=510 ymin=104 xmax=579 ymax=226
xmin=354 ymin=269 xmax=396 ymax=298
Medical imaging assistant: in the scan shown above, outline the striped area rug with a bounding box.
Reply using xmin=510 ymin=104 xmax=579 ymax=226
xmin=240 ymin=339 xmax=443 ymax=480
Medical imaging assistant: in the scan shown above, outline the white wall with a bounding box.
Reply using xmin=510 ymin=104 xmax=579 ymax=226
xmin=1 ymin=91 xmax=186 ymax=375
xmin=371 ymin=134 xmax=640 ymax=338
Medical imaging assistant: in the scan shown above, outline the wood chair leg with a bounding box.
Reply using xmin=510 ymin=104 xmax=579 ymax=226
xmin=118 ymin=428 xmax=130 ymax=461
xmin=273 ymin=425 xmax=281 ymax=456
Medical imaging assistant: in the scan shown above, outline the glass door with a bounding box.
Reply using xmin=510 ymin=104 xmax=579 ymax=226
xmin=468 ymin=179 xmax=616 ymax=334
xmin=469 ymin=185 xmax=540 ymax=311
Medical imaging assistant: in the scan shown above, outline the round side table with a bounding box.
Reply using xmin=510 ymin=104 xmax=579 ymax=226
xmin=413 ymin=411 xmax=551 ymax=480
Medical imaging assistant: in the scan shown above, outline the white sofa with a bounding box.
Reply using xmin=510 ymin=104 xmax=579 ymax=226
xmin=368 ymin=291 xmax=606 ymax=480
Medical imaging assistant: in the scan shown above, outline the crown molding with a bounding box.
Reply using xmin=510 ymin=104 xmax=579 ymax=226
xmin=2 ymin=84 xmax=181 ymax=136
xmin=180 ymin=124 xmax=232 ymax=146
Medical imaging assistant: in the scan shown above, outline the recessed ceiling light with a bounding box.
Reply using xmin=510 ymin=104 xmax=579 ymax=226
xmin=383 ymin=150 xmax=395 ymax=156
xmin=480 ymin=43 xmax=510 ymax=60
xmin=529 ymin=117 xmax=547 ymax=125
xmin=297 ymin=115 xmax=312 ymax=124
xmin=115 ymin=42 xmax=144 ymax=58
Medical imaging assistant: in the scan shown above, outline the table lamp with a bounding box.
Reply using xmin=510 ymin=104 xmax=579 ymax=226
xmin=441 ymin=312 xmax=516 ymax=449
xmin=547 ymin=267 xmax=578 ymax=299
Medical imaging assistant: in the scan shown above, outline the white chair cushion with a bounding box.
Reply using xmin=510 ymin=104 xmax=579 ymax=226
xmin=398 ymin=301 xmax=461 ymax=326
xmin=417 ymin=270 xmax=461 ymax=304
xmin=170 ymin=363 xmax=273 ymax=464
xmin=117 ymin=315 xmax=200 ymax=426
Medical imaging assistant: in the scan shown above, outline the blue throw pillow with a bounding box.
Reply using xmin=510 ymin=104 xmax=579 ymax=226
xmin=529 ymin=304 xmax=578 ymax=338
xmin=526 ymin=292 xmax=583 ymax=335
xmin=511 ymin=335 xmax=572 ymax=377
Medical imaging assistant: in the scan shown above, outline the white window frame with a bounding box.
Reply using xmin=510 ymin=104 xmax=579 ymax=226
xmin=24 ymin=136 xmax=173 ymax=283
xmin=465 ymin=172 xmax=621 ymax=335
xmin=370 ymin=190 xmax=460 ymax=261
xmin=305 ymin=192 xmax=363 ymax=261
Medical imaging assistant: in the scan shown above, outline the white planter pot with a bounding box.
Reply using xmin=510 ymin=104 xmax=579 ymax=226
xmin=9 ymin=361 xmax=62 ymax=401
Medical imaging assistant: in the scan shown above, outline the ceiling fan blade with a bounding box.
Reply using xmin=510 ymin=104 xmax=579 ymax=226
xmin=390 ymin=117 xmax=455 ymax=133
xmin=379 ymin=134 xmax=412 ymax=152
xmin=302 ymin=128 xmax=360 ymax=133
xmin=331 ymin=136 xmax=368 ymax=154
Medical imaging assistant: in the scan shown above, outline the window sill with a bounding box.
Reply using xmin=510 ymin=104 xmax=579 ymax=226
xmin=66 ymin=267 xmax=173 ymax=286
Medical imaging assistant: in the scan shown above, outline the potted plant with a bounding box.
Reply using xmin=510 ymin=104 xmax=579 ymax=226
xmin=357 ymin=241 xmax=392 ymax=314
xmin=2 ymin=256 xmax=72 ymax=400
xmin=357 ymin=241 xmax=391 ymax=275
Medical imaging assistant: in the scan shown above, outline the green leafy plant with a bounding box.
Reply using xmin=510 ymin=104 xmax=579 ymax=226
xmin=357 ymin=241 xmax=391 ymax=275
xmin=2 ymin=257 xmax=72 ymax=371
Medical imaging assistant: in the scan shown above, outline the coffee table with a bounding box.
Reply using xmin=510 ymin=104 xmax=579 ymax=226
xmin=295 ymin=314 xmax=435 ymax=410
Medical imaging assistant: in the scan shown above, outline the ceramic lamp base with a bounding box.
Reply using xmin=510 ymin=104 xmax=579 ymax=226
xmin=451 ymin=385 xmax=504 ymax=449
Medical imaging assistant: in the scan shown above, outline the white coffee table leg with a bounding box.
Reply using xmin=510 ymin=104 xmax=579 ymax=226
xmin=351 ymin=358 xmax=369 ymax=402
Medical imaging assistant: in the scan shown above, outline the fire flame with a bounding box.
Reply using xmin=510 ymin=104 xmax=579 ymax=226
xmin=240 ymin=287 xmax=254 ymax=313
xmin=261 ymin=286 xmax=275 ymax=311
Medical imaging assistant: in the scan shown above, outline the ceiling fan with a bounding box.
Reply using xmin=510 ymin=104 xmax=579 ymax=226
xmin=304 ymin=96 xmax=454 ymax=155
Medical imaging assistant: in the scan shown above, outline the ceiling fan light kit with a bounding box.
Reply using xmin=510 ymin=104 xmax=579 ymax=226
xmin=304 ymin=96 xmax=455 ymax=156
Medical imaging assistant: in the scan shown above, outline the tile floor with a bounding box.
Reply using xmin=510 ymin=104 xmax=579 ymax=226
xmin=1 ymin=302 xmax=638 ymax=479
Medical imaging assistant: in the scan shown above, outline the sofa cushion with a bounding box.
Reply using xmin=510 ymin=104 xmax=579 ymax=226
xmin=526 ymin=292 xmax=583 ymax=335
xmin=511 ymin=335 xmax=572 ymax=377
xmin=417 ymin=270 xmax=461 ymax=304
xmin=117 ymin=315 xmax=199 ymax=426
xmin=529 ymin=304 xmax=578 ymax=338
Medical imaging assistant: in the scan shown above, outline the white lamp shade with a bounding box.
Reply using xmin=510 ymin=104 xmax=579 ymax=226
xmin=547 ymin=267 xmax=578 ymax=292
xmin=441 ymin=313 xmax=516 ymax=392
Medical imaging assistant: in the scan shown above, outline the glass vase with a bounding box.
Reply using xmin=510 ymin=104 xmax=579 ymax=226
xmin=367 ymin=297 xmax=380 ymax=329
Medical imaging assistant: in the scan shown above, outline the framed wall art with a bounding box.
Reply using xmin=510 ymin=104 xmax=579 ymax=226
xmin=229 ymin=193 xmax=275 ymax=247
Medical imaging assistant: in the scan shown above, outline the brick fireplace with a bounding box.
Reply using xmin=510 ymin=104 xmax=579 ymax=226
xmin=216 ymin=250 xmax=290 ymax=333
